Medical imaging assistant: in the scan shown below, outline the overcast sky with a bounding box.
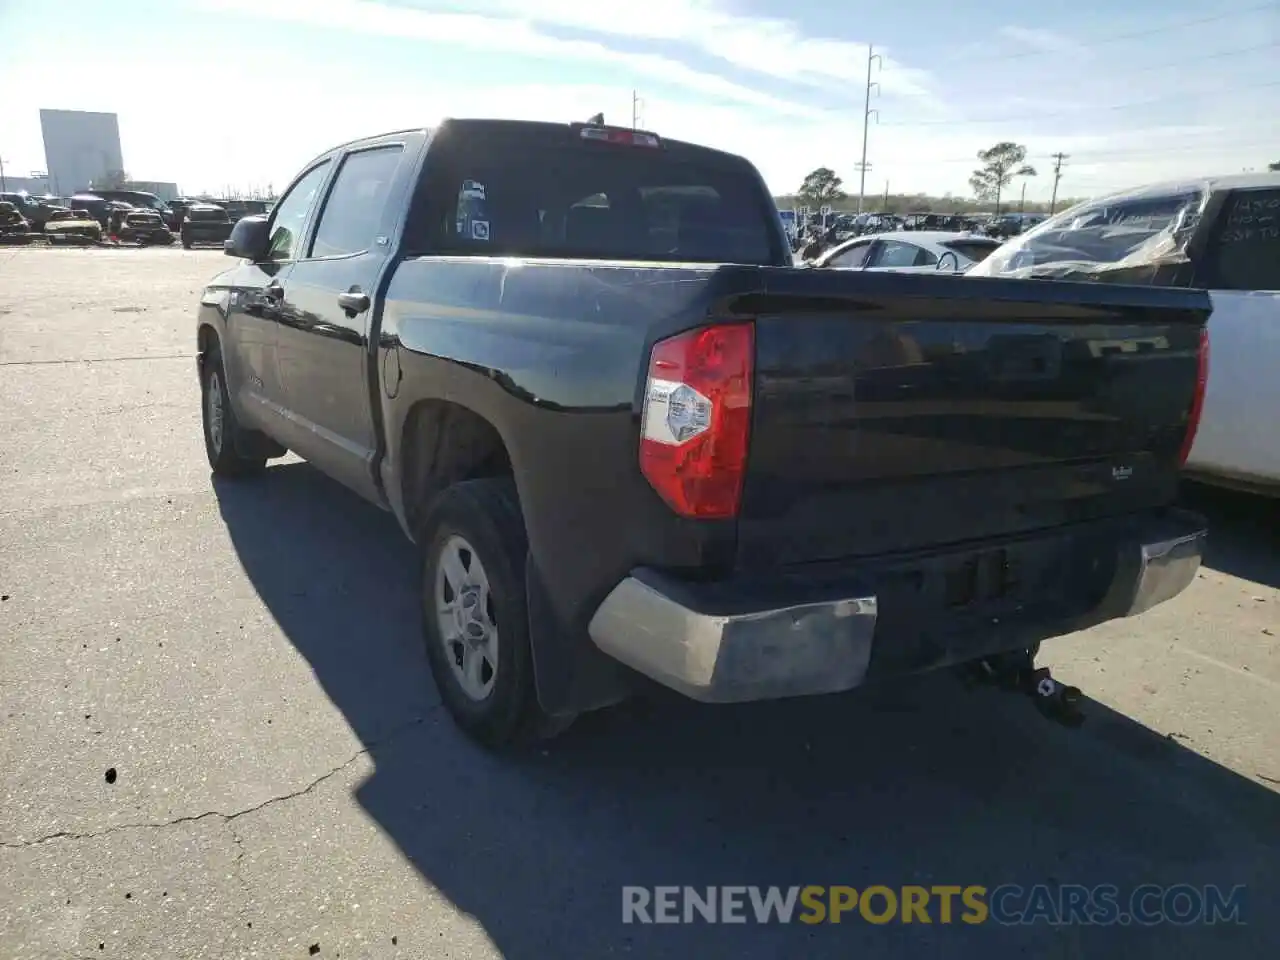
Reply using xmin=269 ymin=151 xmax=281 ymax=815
xmin=1 ymin=0 xmax=1276 ymax=200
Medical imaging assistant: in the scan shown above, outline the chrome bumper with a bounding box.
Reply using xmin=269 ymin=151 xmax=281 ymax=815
xmin=1117 ymin=525 xmax=1206 ymax=617
xmin=587 ymin=516 xmax=1205 ymax=704
xmin=587 ymin=576 xmax=878 ymax=703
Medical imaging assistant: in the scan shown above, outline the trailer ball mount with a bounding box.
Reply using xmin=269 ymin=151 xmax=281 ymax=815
xmin=960 ymin=649 xmax=1085 ymax=728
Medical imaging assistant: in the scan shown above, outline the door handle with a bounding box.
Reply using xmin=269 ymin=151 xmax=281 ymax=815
xmin=263 ymin=281 xmax=284 ymax=302
xmin=338 ymin=289 xmax=371 ymax=316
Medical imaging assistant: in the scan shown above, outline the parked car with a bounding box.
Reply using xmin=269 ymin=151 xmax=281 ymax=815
xmin=196 ymin=118 xmax=1209 ymax=747
xmin=43 ymin=209 xmax=104 ymax=245
xmin=0 ymin=201 xmax=33 ymax=243
xmin=971 ymin=171 xmax=1280 ymax=495
xmin=181 ymin=203 xmax=234 ymax=248
xmin=0 ymin=192 xmax=65 ymax=231
xmin=111 ymin=208 xmax=174 ymax=245
xmin=92 ymin=189 xmax=175 ymax=227
xmin=812 ymin=230 xmax=1004 ymax=273
xmin=67 ymin=194 xmax=113 ymax=229
xmin=218 ymin=199 xmax=271 ymax=221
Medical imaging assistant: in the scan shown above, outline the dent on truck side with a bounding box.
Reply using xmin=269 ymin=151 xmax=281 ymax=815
xmin=375 ymin=257 xmax=753 ymax=714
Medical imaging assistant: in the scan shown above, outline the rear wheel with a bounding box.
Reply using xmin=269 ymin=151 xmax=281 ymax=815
xmin=200 ymin=342 xmax=266 ymax=477
xmin=420 ymin=479 xmax=574 ymax=747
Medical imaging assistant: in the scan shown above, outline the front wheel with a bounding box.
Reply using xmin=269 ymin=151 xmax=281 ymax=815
xmin=420 ymin=479 xmax=574 ymax=748
xmin=201 ymin=343 xmax=266 ymax=477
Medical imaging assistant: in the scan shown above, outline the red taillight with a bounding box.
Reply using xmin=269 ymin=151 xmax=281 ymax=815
xmin=639 ymin=324 xmax=754 ymax=519
xmin=1178 ymin=326 xmax=1209 ymax=466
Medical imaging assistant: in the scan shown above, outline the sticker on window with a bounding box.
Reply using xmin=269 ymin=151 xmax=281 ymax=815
xmin=456 ymin=179 xmax=489 ymax=238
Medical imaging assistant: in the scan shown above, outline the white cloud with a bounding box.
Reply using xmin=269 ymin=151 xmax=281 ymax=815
xmin=997 ymin=25 xmax=1089 ymax=57
xmin=3 ymin=0 xmax=1273 ymax=203
xmin=194 ymin=0 xmax=828 ymax=120
xmin=415 ymin=0 xmax=940 ymax=107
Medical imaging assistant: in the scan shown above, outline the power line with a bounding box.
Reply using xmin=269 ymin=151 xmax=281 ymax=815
xmin=881 ymin=39 xmax=1276 ymax=98
xmin=903 ymin=138 xmax=1280 ymax=166
xmin=921 ymin=2 xmax=1279 ymax=70
xmin=1092 ymin=40 xmax=1279 ymax=81
xmin=881 ymin=77 xmax=1280 ymax=127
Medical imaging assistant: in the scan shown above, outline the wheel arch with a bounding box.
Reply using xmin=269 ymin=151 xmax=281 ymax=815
xmin=398 ymin=398 xmax=515 ymax=540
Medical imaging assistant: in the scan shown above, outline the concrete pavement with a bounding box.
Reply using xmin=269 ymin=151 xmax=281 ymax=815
xmin=1 ymin=247 xmax=1277 ymax=959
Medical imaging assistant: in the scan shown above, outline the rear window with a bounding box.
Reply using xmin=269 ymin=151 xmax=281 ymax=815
xmin=971 ymin=185 xmax=1206 ymax=280
xmin=418 ymin=130 xmax=780 ymax=265
xmin=188 ymin=207 xmax=228 ymax=222
xmin=941 ymin=239 xmax=1000 ymax=263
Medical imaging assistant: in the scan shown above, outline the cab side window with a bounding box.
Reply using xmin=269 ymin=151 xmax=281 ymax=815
xmin=310 ymin=145 xmax=404 ymax=258
xmin=266 ymin=161 xmax=331 ymax=261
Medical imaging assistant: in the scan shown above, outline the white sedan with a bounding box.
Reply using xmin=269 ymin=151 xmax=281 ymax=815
xmin=811 ymin=231 xmax=1002 ymax=273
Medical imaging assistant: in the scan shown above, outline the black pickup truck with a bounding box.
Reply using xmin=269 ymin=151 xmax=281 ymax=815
xmin=195 ymin=119 xmax=1210 ymax=747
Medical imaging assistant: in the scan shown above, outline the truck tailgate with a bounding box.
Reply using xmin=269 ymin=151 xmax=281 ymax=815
xmin=736 ymin=270 xmax=1211 ymax=569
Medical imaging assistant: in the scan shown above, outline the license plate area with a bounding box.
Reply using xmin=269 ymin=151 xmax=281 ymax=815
xmin=943 ymin=548 xmax=1018 ymax=608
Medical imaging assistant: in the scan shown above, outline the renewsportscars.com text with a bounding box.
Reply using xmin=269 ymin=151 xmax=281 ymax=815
xmin=622 ymin=884 xmax=1246 ymax=926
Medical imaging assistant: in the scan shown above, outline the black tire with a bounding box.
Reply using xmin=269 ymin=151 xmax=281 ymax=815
xmin=420 ymin=478 xmax=574 ymax=748
xmin=200 ymin=341 xmax=267 ymax=477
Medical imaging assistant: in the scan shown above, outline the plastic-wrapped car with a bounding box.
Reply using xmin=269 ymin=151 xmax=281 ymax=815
xmin=970 ymin=172 xmax=1280 ymax=494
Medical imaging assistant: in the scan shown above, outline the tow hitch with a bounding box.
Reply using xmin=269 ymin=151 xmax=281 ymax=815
xmin=960 ymin=649 xmax=1085 ymax=728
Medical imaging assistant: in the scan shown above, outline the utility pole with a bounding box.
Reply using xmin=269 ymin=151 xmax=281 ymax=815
xmin=883 ymin=180 xmax=889 ymax=212
xmin=631 ymin=90 xmax=644 ymax=129
xmin=1019 ymin=181 xmax=1027 ymax=214
xmin=1049 ymin=152 xmax=1069 ymax=214
xmin=857 ymin=44 xmax=881 ymax=215
xmin=0 ymin=155 xmax=7 ymax=193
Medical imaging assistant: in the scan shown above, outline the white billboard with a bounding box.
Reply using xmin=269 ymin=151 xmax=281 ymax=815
xmin=39 ymin=109 xmax=124 ymax=195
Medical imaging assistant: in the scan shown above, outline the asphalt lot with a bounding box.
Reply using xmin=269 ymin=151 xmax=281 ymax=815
xmin=1 ymin=246 xmax=1277 ymax=959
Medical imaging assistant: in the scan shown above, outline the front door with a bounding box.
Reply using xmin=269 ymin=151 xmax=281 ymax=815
xmin=274 ymin=143 xmax=407 ymax=501
xmin=224 ymin=159 xmax=334 ymax=438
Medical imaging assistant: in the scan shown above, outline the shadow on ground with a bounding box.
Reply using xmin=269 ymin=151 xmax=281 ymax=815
xmin=215 ymin=463 xmax=1280 ymax=959
xmin=1180 ymin=481 xmax=1280 ymax=589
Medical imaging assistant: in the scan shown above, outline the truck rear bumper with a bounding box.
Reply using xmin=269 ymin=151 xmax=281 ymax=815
xmin=587 ymin=510 xmax=1206 ymax=704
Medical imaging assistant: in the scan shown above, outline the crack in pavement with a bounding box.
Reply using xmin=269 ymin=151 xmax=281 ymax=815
xmin=0 ymin=714 xmax=429 ymax=850
xmin=0 ymin=354 xmax=192 ymax=367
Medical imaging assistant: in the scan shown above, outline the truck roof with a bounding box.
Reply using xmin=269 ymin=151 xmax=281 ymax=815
xmin=311 ymin=118 xmax=756 ymax=171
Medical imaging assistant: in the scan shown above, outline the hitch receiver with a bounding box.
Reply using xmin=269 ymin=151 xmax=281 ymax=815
xmin=960 ymin=648 xmax=1085 ymax=728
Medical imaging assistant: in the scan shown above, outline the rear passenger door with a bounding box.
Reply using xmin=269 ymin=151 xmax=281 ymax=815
xmin=274 ymin=141 xmax=410 ymax=502
xmin=1183 ymin=184 xmax=1280 ymax=483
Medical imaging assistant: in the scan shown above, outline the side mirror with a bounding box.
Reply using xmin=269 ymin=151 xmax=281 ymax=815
xmin=224 ymin=214 xmax=270 ymax=259
xmin=937 ymin=251 xmax=960 ymax=272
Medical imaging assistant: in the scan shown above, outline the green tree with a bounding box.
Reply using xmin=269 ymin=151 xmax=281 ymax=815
xmin=969 ymin=143 xmax=1036 ymax=215
xmin=797 ymin=167 xmax=847 ymax=207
